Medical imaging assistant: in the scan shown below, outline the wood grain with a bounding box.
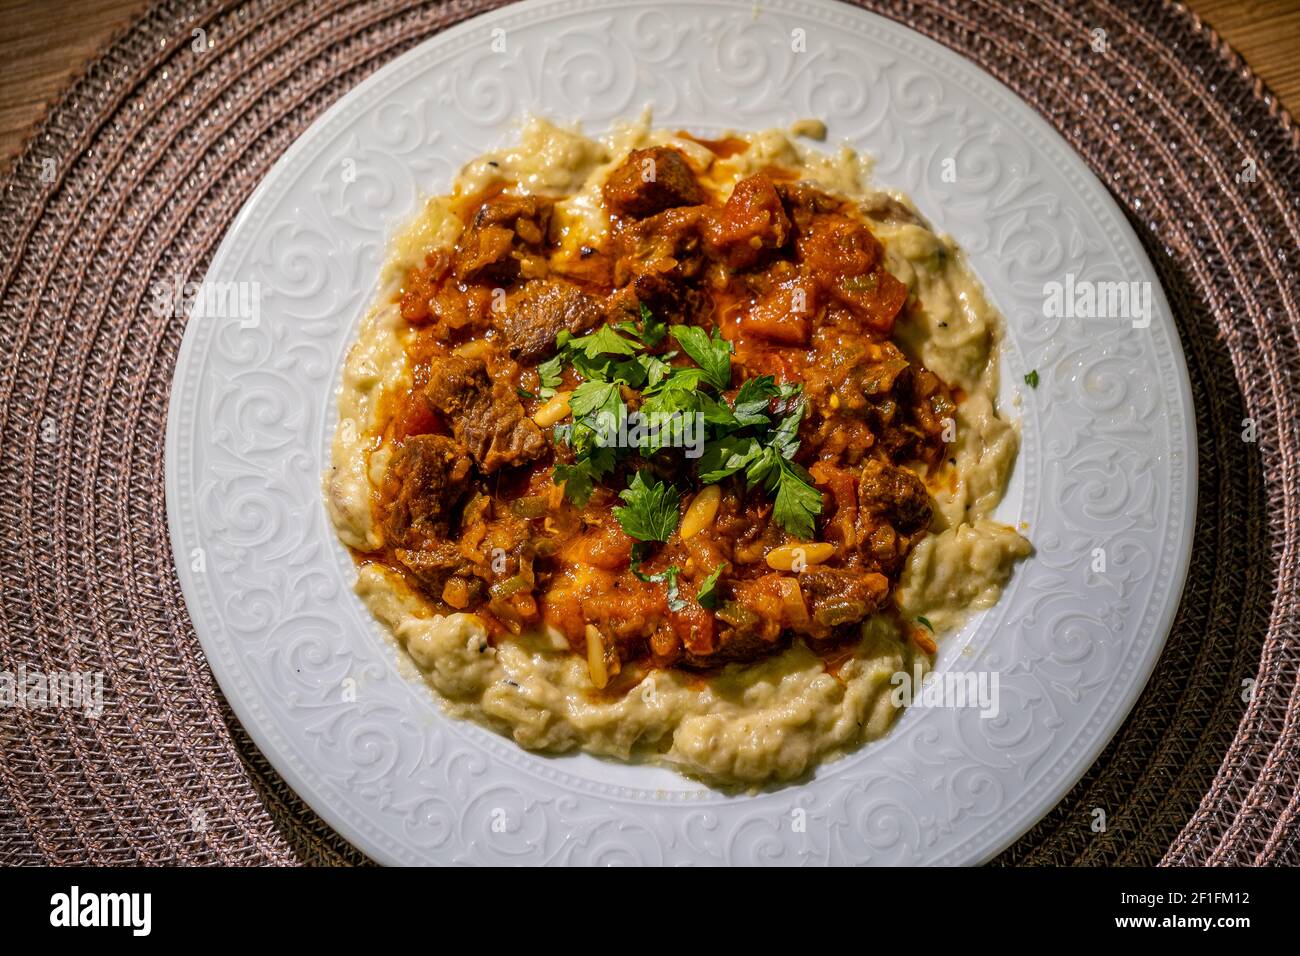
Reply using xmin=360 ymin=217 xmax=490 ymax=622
xmin=1 ymin=0 xmax=1298 ymax=175
xmin=0 ymin=0 xmax=151 ymax=173
xmin=1184 ymin=0 xmax=1300 ymax=110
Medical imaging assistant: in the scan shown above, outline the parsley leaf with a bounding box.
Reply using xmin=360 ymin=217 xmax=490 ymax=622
xmin=552 ymin=414 xmax=617 ymax=506
xmin=568 ymin=381 xmax=624 ymax=423
xmin=698 ymin=434 xmax=762 ymax=483
xmin=640 ymin=370 xmax=701 ymax=415
xmin=1024 ymin=369 xmax=1039 ymax=389
xmin=696 ymin=564 xmax=725 ymax=609
xmin=537 ymin=353 xmax=564 ymax=390
xmin=636 ymin=352 xmax=673 ymax=388
xmin=553 ymin=460 xmax=597 ymax=507
xmin=767 ymin=386 xmax=806 ymax=459
xmin=642 ymin=360 xmax=818 ymax=536
xmin=670 ymin=325 xmax=732 ymax=391
xmin=644 ymin=365 xmax=703 ymax=397
xmin=612 ymin=469 xmax=681 ymax=542
xmin=699 ymin=394 xmax=738 ymax=427
xmin=567 ymin=326 xmax=640 ymax=359
xmin=746 ymin=446 xmax=822 ymax=538
xmin=731 ymin=375 xmax=778 ymax=426
xmin=770 ymin=458 xmax=823 ymax=539
xmin=638 ymin=302 xmax=668 ymax=347
xmin=568 ymin=351 xmax=648 ymax=388
xmin=744 ymin=443 xmax=782 ymax=489
xmin=775 ymin=380 xmax=803 ymax=404
xmin=552 ymin=440 xmax=615 ymax=507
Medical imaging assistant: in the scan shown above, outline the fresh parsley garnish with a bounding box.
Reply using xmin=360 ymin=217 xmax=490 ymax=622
xmin=697 ymin=433 xmax=762 ymax=483
xmin=611 ymin=469 xmax=681 ymax=542
xmin=567 ymin=325 xmax=640 ymax=359
xmin=537 ymin=353 xmax=564 ymax=396
xmin=542 ymin=310 xmax=820 ymax=537
xmin=694 ymin=384 xmax=823 ymax=537
xmin=636 ymin=351 xmax=673 ymax=388
xmin=670 ymin=325 xmax=732 ymax=391
xmin=552 ymin=460 xmax=597 ymax=508
xmin=638 ymin=302 xmax=668 ymax=347
xmin=1024 ymin=369 xmax=1039 ymax=389
xmin=568 ymin=380 xmax=624 ymax=422
xmin=766 ymin=387 xmax=806 ymax=459
xmin=696 ymin=564 xmax=725 ymax=609
xmin=552 ymin=439 xmax=616 ymax=507
xmin=640 ymin=368 xmax=701 ymax=413
xmin=731 ymin=374 xmax=779 ymax=425
xmin=749 ymin=452 xmax=823 ymax=540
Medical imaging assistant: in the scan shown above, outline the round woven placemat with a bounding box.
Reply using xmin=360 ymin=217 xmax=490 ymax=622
xmin=1 ymin=0 xmax=1296 ymax=866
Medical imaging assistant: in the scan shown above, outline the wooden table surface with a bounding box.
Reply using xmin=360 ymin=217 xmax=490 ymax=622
xmin=2 ymin=0 xmax=1298 ymax=176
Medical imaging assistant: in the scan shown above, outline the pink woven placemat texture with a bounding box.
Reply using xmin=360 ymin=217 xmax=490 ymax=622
xmin=0 ymin=0 xmax=1296 ymax=866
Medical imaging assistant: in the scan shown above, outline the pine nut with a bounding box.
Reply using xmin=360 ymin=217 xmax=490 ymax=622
xmin=532 ymin=390 xmax=571 ymax=427
xmin=765 ymin=542 xmax=835 ymax=571
xmin=679 ymin=485 xmax=722 ymax=540
xmin=586 ymin=624 xmax=608 ymax=689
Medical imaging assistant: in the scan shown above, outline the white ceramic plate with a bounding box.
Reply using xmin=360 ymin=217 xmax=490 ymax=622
xmin=166 ymin=0 xmax=1195 ymax=865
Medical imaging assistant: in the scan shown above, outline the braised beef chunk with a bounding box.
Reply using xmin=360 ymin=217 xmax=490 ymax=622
xmin=452 ymin=223 xmax=514 ymax=283
xmin=606 ymin=270 xmax=710 ymax=328
xmin=795 ymin=212 xmax=881 ymax=281
xmin=686 ymin=593 xmax=783 ymax=669
xmin=603 ymin=147 xmax=704 ymax=218
xmin=685 ymin=626 xmax=779 ymax=669
xmin=794 ymin=212 xmax=907 ymax=334
xmin=382 ymin=434 xmax=473 ymax=548
xmin=424 ymin=354 xmax=546 ymax=472
xmin=612 ymin=205 xmax=708 ymax=284
xmin=499 ymin=278 xmax=603 ymax=362
xmin=452 ymin=195 xmax=553 ymax=282
xmin=394 ymin=541 xmax=468 ymax=594
xmin=472 ymin=195 xmax=553 ymax=239
xmin=702 ymin=175 xmax=792 ymax=270
xmin=857 ymin=459 xmax=931 ymax=534
xmin=776 ymin=180 xmax=840 ymax=230
xmin=398 ymin=252 xmax=450 ymax=324
xmin=739 ymin=269 xmax=816 ymax=345
xmin=798 ymin=568 xmax=890 ymax=628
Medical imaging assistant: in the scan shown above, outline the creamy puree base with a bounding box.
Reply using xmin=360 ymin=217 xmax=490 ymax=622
xmin=324 ymin=117 xmax=1031 ymax=786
